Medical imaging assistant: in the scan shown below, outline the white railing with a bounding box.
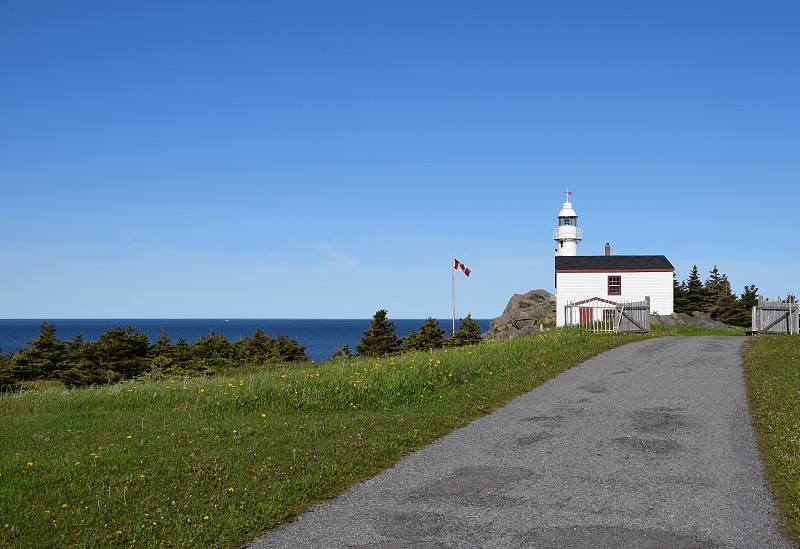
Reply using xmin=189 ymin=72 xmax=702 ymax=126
xmin=552 ymin=227 xmax=584 ymax=240
xmin=564 ymin=297 xmax=650 ymax=333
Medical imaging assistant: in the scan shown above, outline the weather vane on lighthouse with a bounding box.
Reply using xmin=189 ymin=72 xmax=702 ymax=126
xmin=553 ymin=190 xmax=582 ymax=257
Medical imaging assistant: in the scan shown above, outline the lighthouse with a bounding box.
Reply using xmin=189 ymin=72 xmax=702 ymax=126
xmin=553 ymin=190 xmax=582 ymax=257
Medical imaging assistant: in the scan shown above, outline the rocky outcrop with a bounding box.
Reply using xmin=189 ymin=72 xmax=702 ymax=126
xmin=650 ymin=311 xmax=729 ymax=329
xmin=482 ymin=289 xmax=556 ymax=341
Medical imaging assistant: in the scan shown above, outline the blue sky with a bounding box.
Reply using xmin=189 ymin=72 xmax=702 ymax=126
xmin=2 ymin=1 xmax=798 ymax=319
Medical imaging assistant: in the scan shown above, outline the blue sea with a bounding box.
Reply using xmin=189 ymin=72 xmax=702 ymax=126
xmin=0 ymin=319 xmax=491 ymax=362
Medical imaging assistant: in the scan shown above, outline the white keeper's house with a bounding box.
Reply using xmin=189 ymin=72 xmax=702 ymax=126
xmin=553 ymin=192 xmax=674 ymax=327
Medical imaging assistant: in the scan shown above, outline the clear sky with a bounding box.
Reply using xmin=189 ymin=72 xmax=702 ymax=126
xmin=2 ymin=1 xmax=798 ymax=319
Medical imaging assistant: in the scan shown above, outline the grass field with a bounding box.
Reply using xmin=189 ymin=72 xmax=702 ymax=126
xmin=743 ymin=334 xmax=800 ymax=547
xmin=2 ymin=328 xmax=796 ymax=548
xmin=0 ymin=330 xmax=645 ymax=548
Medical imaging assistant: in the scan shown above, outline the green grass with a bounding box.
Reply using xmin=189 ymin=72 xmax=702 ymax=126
xmin=744 ymin=335 xmax=800 ymax=547
xmin=4 ymin=328 xmax=795 ymax=548
xmin=0 ymin=330 xmax=646 ymax=548
xmin=651 ymin=324 xmax=747 ymax=337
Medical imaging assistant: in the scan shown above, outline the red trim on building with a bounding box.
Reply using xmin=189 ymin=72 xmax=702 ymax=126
xmin=573 ymin=297 xmax=617 ymax=306
xmin=555 ymin=268 xmax=674 ymax=273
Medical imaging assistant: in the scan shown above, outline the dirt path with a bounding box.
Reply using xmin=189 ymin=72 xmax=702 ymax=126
xmin=248 ymin=336 xmax=791 ymax=548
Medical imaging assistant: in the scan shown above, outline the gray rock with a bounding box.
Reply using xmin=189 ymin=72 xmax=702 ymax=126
xmin=482 ymin=289 xmax=556 ymax=341
xmin=651 ymin=311 xmax=728 ymax=329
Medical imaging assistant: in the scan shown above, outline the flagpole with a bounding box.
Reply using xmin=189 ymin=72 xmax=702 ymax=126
xmin=451 ymin=252 xmax=456 ymax=335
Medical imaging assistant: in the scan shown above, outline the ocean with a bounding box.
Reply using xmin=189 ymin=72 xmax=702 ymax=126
xmin=0 ymin=318 xmax=491 ymax=362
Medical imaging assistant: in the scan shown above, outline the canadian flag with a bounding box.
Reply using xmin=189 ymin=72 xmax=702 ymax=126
xmin=453 ymin=258 xmax=471 ymax=277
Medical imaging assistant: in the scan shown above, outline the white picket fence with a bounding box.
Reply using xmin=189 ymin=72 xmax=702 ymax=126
xmin=564 ymin=297 xmax=651 ymax=334
xmin=752 ymin=299 xmax=799 ymax=335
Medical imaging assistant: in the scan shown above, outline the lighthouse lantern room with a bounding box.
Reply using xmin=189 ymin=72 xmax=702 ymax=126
xmin=553 ymin=190 xmax=582 ymax=257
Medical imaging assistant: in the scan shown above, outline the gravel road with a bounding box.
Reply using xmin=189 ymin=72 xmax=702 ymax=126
xmin=247 ymin=336 xmax=791 ymax=549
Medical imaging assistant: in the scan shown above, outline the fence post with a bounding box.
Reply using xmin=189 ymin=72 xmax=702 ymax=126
xmin=757 ymin=295 xmax=763 ymax=333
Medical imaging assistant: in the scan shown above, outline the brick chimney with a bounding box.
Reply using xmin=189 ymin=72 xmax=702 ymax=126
xmin=605 ymin=242 xmax=611 ymax=256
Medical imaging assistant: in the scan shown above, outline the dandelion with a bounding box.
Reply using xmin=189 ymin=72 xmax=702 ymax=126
xmin=203 ymin=515 xmax=210 ymax=521
xmin=227 ymin=487 xmax=235 ymax=493
xmin=115 ymin=530 xmax=123 ymax=535
xmin=61 ymin=503 xmax=68 ymax=509
xmin=261 ymin=413 xmax=267 ymax=418
xmin=126 ymin=435 xmax=133 ymax=439
xmin=25 ymin=462 xmax=33 ymax=467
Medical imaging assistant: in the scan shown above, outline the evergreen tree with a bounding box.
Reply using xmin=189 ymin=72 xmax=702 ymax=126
xmin=191 ymin=330 xmax=235 ymax=370
xmin=0 ymin=361 xmax=20 ymax=391
xmin=704 ymin=267 xmax=742 ymax=322
xmin=703 ymin=265 xmax=725 ymax=312
xmin=164 ymin=338 xmax=211 ymax=377
xmin=723 ymin=284 xmax=758 ymax=327
xmin=683 ymin=265 xmax=704 ymax=312
xmin=9 ymin=322 xmax=68 ymax=380
xmin=447 ymin=314 xmax=483 ymax=347
xmin=673 ymin=275 xmax=690 ymax=313
xmin=236 ymin=328 xmax=277 ymax=364
xmin=148 ymin=330 xmax=175 ymax=375
xmin=0 ymin=351 xmax=20 ymax=391
xmin=57 ymin=357 xmax=106 ymax=387
xmin=331 ymin=344 xmax=352 ymax=358
xmin=81 ymin=326 xmax=151 ymax=381
xmin=356 ymin=309 xmax=403 ymax=357
xmin=273 ymin=335 xmax=308 ymax=362
xmin=404 ymin=317 xmax=446 ymax=351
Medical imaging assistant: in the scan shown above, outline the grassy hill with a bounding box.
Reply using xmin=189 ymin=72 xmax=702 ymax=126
xmin=1 ymin=329 xmax=797 ymax=548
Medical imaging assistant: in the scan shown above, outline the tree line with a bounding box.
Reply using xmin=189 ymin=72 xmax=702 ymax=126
xmin=0 ymin=323 xmax=308 ymax=390
xmin=0 ymin=312 xmax=483 ymax=390
xmin=673 ymin=265 xmax=760 ymax=326
xmin=343 ymin=310 xmax=482 ymax=358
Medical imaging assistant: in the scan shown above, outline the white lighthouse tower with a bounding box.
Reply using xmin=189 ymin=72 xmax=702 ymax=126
xmin=553 ymin=190 xmax=582 ymax=257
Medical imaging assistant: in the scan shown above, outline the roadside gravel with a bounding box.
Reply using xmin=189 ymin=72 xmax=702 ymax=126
xmin=248 ymin=336 xmax=791 ymax=549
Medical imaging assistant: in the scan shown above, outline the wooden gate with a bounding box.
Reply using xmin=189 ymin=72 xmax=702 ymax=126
xmin=565 ymin=297 xmax=651 ymax=333
xmin=752 ymin=298 xmax=799 ymax=334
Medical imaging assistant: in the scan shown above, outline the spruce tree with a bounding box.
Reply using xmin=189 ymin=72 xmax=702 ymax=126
xmin=673 ymin=275 xmax=690 ymax=313
xmin=683 ymin=265 xmax=704 ymax=312
xmin=724 ymin=284 xmax=758 ymax=327
xmin=9 ymin=322 xmax=68 ymax=380
xmin=447 ymin=314 xmax=482 ymax=347
xmin=404 ymin=317 xmax=446 ymax=351
xmin=704 ymin=267 xmax=741 ymax=322
xmin=356 ymin=310 xmax=403 ymax=357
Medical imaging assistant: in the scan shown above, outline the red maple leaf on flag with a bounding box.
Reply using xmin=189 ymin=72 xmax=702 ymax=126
xmin=453 ymin=258 xmax=471 ymax=277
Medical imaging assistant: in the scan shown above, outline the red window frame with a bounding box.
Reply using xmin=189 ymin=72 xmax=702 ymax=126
xmin=608 ymin=276 xmax=622 ymax=296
